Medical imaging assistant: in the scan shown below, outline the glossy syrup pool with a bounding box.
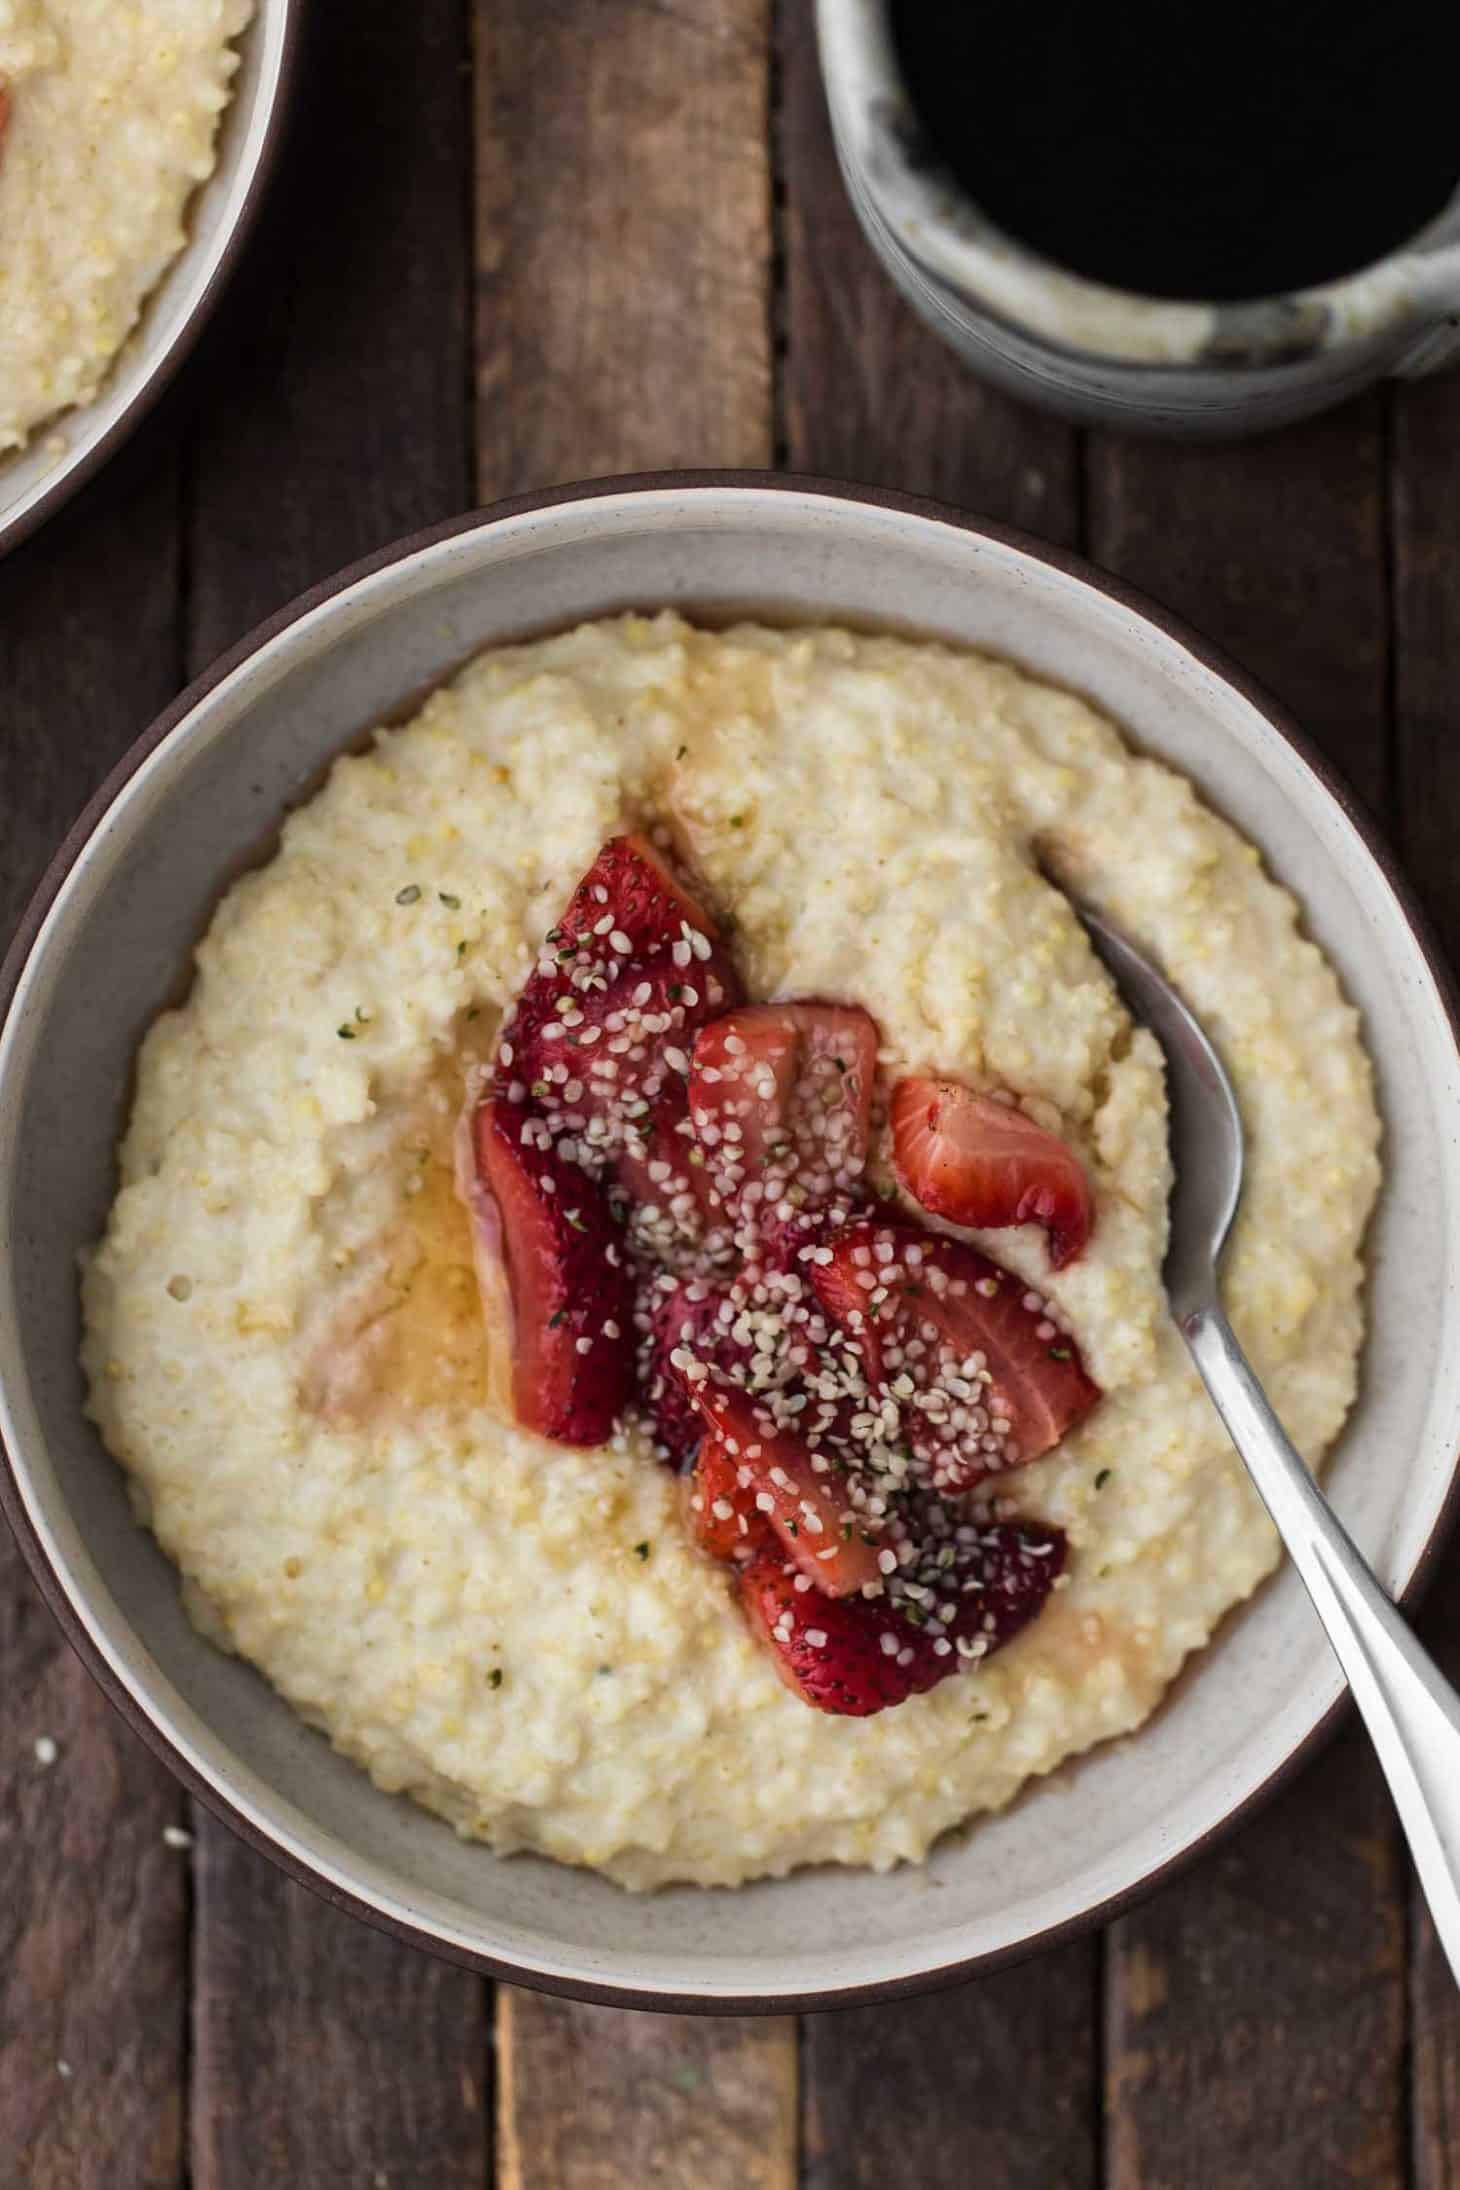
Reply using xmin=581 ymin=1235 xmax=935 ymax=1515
xmin=301 ymin=1022 xmax=499 ymax=1428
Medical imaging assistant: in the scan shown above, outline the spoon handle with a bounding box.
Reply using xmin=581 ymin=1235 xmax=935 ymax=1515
xmin=1183 ymin=1302 xmax=1460 ymax=1986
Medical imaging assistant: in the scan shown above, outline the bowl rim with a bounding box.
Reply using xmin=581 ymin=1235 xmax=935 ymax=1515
xmin=0 ymin=0 xmax=302 ymax=561
xmin=3 ymin=469 xmax=1458 ymax=2013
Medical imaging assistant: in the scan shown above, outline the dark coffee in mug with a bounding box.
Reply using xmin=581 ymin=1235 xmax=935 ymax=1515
xmin=888 ymin=1 xmax=1460 ymax=302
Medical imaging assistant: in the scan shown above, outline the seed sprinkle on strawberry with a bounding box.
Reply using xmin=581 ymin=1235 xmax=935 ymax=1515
xmin=460 ymin=833 xmax=1098 ymax=1714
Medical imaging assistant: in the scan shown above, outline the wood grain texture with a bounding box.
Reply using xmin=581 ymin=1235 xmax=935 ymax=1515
xmin=190 ymin=1832 xmax=489 ymax=2190
xmin=0 ymin=432 xmax=182 ymax=938
xmin=1085 ymin=406 xmax=1392 ymax=810
xmin=1088 ymin=401 xmax=1406 ymax=2190
xmin=1391 ymin=366 xmax=1460 ymax=2190
xmin=777 ymin=0 xmax=1080 ymax=534
xmin=780 ymin=14 xmax=1099 ymax=2185
xmin=0 ymin=436 xmax=187 ymax=2190
xmin=803 ymin=1958 xmax=1098 ymax=2190
xmin=498 ymin=1989 xmax=796 ymax=2190
xmin=0 ymin=1549 xmax=187 ymax=2190
xmin=1105 ymin=1734 xmax=1406 ymax=2190
xmin=473 ymin=0 xmax=774 ymax=498
xmin=184 ymin=0 xmax=473 ymax=659
xmin=181 ymin=7 xmax=489 ymax=2186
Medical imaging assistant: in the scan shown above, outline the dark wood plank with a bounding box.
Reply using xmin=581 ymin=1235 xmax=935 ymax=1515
xmin=191 ymin=1832 xmax=489 ymax=2189
xmin=0 ymin=442 xmax=188 ymax=2188
xmin=182 ymin=6 xmax=488 ymax=2186
xmin=474 ymin=6 xmax=797 ymax=2177
xmin=1084 ymin=411 xmax=1391 ymax=808
xmin=780 ymin=13 xmax=1099 ymax=2184
xmin=474 ymin=0 xmax=774 ymax=497
xmin=1390 ymin=365 xmax=1460 ymax=2190
xmin=1087 ymin=402 xmax=1407 ymax=2190
xmin=778 ymin=0 xmax=1080 ymax=533
xmin=183 ymin=0 xmax=473 ymax=653
xmin=497 ymin=1992 xmax=796 ymax=2190
xmin=1105 ymin=1739 xmax=1405 ymax=2190
xmin=1411 ymin=1587 xmax=1460 ymax=2188
xmin=803 ymin=1963 xmax=1098 ymax=2190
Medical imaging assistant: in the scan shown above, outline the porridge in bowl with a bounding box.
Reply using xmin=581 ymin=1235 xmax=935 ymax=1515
xmin=81 ymin=614 xmax=1379 ymax=1888
xmin=0 ymin=0 xmax=251 ymax=456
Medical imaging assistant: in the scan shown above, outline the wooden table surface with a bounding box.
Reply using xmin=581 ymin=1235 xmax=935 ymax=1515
xmin=3 ymin=5 xmax=1459 ymax=2184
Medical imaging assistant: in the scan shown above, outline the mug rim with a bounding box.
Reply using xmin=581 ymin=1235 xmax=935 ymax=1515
xmin=815 ymin=0 xmax=1460 ymax=375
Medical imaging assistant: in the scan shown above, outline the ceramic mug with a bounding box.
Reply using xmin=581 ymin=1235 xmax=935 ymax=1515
xmin=816 ymin=0 xmax=1460 ymax=436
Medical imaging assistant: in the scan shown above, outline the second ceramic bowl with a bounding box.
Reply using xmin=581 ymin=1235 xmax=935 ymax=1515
xmin=2 ymin=477 xmax=1459 ymax=2008
xmin=0 ymin=0 xmax=299 ymax=558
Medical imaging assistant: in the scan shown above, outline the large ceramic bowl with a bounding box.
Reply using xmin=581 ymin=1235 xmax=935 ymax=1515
xmin=3 ymin=477 xmax=1458 ymax=2010
xmin=0 ymin=0 xmax=299 ymax=558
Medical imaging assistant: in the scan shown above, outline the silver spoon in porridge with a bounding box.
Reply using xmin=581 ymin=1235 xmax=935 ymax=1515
xmin=1070 ymin=891 xmax=1460 ymax=1988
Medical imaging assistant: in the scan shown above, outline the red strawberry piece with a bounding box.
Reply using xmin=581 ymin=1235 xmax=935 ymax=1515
xmin=891 ymin=1077 xmax=1094 ymax=1269
xmin=638 ymin=1275 xmax=752 ymax=1465
xmin=502 ymin=834 xmax=734 ymax=1073
xmin=471 ymin=1095 xmax=636 ymax=1446
xmin=496 ymin=837 xmax=741 ymax=1240
xmin=688 ymin=1003 xmax=879 ymax=1235
xmin=687 ymin=1380 xmax=882 ymax=1598
xmin=553 ymin=831 xmax=724 ymax=957
xmin=579 ymin=962 xmax=734 ymax=1217
xmin=681 ymin=1435 xmax=777 ymax=1564
xmin=812 ymin=1216 xmax=1100 ymax=1489
xmin=513 ymin=950 xmax=740 ymax=1114
xmin=739 ymin=1520 xmax=1064 ymax=1715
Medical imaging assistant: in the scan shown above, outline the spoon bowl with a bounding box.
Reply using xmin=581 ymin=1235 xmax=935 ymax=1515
xmin=1058 ymin=897 xmax=1245 ymax=1319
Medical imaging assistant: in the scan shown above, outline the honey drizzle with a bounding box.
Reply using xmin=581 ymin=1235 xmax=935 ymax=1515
xmin=301 ymin=1014 xmax=507 ymax=1427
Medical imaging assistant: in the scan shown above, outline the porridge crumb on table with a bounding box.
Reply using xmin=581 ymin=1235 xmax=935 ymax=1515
xmin=81 ymin=613 xmax=1380 ymax=1889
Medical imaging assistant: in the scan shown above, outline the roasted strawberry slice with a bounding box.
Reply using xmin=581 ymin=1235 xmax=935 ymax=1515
xmin=502 ymin=834 xmax=733 ymax=1070
xmin=689 ymin=1003 xmax=879 ymax=1232
xmin=582 ymin=964 xmax=734 ymax=1219
xmin=891 ymin=1077 xmax=1094 ymax=1269
xmin=812 ymin=1217 xmax=1100 ymax=1489
xmin=638 ymin=1275 xmax=749 ymax=1464
xmin=515 ymin=954 xmax=739 ymax=1113
xmin=687 ymin=1380 xmax=882 ymax=1597
xmin=681 ymin=1435 xmax=777 ymax=1564
xmin=552 ymin=831 xmax=723 ymax=958
xmin=740 ymin=1520 xmax=1064 ymax=1715
xmin=496 ymin=839 xmax=741 ymax=1244
xmin=640 ymin=1247 xmax=852 ymax=1459
xmin=471 ymin=1096 xmax=636 ymax=1446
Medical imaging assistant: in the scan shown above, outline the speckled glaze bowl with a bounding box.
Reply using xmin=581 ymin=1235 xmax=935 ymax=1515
xmin=0 ymin=0 xmax=299 ymax=559
xmin=817 ymin=0 xmax=1460 ymax=435
xmin=3 ymin=477 xmax=1459 ymax=2010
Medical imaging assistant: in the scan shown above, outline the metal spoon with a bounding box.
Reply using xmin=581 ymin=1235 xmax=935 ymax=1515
xmin=1070 ymin=893 xmax=1460 ymax=1984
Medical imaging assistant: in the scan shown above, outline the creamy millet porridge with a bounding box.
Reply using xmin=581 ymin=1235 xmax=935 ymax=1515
xmin=0 ymin=0 xmax=251 ymax=456
xmin=81 ymin=615 xmax=1379 ymax=1888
